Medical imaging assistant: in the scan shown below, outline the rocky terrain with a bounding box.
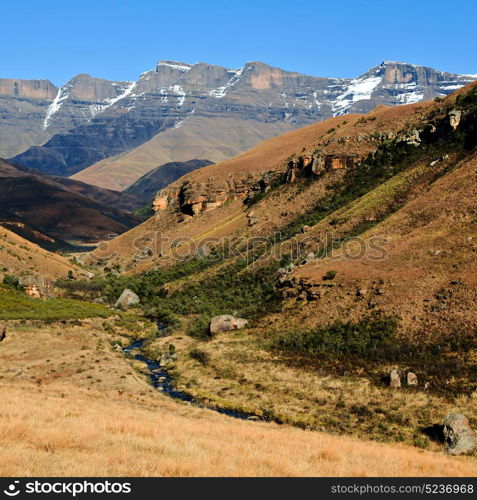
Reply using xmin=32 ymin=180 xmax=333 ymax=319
xmin=2 ymin=81 xmax=477 ymax=474
xmin=0 ymin=75 xmax=132 ymax=159
xmin=4 ymin=60 xmax=476 ymax=190
xmin=73 ymin=82 xmax=477 ymax=449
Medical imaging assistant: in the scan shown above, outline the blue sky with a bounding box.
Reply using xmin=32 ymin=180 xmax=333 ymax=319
xmin=1 ymin=0 xmax=476 ymax=86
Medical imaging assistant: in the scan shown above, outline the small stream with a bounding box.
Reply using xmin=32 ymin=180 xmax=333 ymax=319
xmin=123 ymin=338 xmax=260 ymax=421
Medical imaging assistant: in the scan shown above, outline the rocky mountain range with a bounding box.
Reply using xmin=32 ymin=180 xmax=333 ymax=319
xmin=3 ymin=60 xmax=476 ymax=191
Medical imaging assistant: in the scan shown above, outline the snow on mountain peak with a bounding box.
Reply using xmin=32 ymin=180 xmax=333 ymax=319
xmin=332 ymin=74 xmax=382 ymax=116
xmin=157 ymin=61 xmax=192 ymax=72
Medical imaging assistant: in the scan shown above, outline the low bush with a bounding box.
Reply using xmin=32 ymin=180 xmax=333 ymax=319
xmin=271 ymin=315 xmax=399 ymax=361
xmin=0 ymin=285 xmax=110 ymax=320
xmin=189 ymin=348 xmax=210 ymax=365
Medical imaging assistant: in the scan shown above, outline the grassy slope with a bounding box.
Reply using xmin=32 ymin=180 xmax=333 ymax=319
xmin=1 ymin=321 xmax=476 ymax=476
xmin=72 ymin=115 xmax=295 ymax=190
xmin=0 ymin=286 xmax=110 ymax=320
xmin=68 ymin=83 xmax=477 ymax=456
xmin=0 ymin=226 xmax=79 ymax=281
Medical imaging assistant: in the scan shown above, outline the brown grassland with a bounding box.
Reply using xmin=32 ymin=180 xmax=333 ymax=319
xmin=1 ymin=319 xmax=476 ymax=476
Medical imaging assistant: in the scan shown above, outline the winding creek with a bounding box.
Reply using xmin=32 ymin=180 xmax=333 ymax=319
xmin=123 ymin=337 xmax=261 ymax=421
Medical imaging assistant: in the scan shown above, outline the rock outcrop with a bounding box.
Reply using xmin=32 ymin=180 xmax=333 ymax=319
xmin=153 ymin=170 xmax=281 ymax=217
xmin=449 ymin=109 xmax=463 ymax=130
xmin=114 ymin=289 xmax=140 ymax=309
xmin=209 ymin=315 xmax=249 ymax=335
xmin=406 ymin=372 xmax=418 ymax=386
xmin=443 ymin=413 xmax=477 ymax=455
xmin=389 ymin=369 xmax=401 ymax=388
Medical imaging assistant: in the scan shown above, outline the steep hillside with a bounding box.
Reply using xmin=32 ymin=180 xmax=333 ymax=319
xmin=76 ymin=82 xmax=477 ymax=449
xmin=8 ymin=61 xmax=476 ymax=190
xmin=0 ymin=160 xmax=142 ymax=212
xmin=0 ymin=75 xmax=131 ymax=158
xmin=0 ymin=79 xmax=57 ymax=158
xmin=72 ymin=116 xmax=293 ymax=190
xmin=0 ymin=159 xmax=140 ymax=244
xmin=125 ymin=159 xmax=213 ymax=203
xmin=0 ymin=226 xmax=79 ymax=282
xmin=97 ymin=100 xmax=425 ymax=271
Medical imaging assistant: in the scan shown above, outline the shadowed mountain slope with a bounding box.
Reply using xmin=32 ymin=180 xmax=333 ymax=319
xmin=6 ymin=60 xmax=475 ymax=190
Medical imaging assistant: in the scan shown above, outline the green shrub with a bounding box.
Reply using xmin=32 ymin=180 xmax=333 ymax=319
xmin=187 ymin=315 xmax=212 ymax=340
xmin=189 ymin=348 xmax=210 ymax=365
xmin=3 ymin=274 xmax=22 ymax=290
xmin=0 ymin=285 xmax=110 ymax=320
xmin=323 ymin=270 xmax=337 ymax=280
xmin=271 ymin=315 xmax=399 ymax=361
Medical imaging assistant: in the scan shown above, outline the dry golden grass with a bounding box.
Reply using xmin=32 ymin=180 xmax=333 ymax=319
xmin=158 ymin=331 xmax=477 ymax=450
xmin=1 ymin=320 xmax=476 ymax=476
xmin=1 ymin=381 xmax=477 ymax=477
xmin=0 ymin=227 xmax=78 ymax=281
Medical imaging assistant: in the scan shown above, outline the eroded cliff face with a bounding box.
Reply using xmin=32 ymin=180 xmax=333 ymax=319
xmin=151 ymin=149 xmax=363 ymax=217
xmin=153 ymin=171 xmax=279 ymax=216
xmin=0 ymin=74 xmax=131 ymax=158
xmin=0 ymin=79 xmax=57 ymax=100
xmin=0 ymin=79 xmax=58 ymax=157
xmin=7 ymin=60 xmax=476 ymax=182
xmin=150 ymin=100 xmax=470 ymax=219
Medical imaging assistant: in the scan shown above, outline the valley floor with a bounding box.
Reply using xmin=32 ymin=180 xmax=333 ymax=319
xmin=1 ymin=320 xmax=476 ymax=476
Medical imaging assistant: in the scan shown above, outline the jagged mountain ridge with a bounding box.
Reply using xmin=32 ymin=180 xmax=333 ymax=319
xmin=0 ymin=75 xmax=132 ymax=159
xmin=5 ymin=60 xmax=476 ymax=189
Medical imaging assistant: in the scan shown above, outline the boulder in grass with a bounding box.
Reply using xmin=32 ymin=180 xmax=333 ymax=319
xmin=407 ymin=372 xmax=418 ymax=386
xmin=114 ymin=289 xmax=140 ymax=309
xmin=389 ymin=369 xmax=401 ymax=388
xmin=209 ymin=315 xmax=249 ymax=335
xmin=443 ymin=414 xmax=477 ymax=455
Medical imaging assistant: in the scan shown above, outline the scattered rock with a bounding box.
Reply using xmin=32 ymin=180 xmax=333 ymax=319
xmin=449 ymin=109 xmax=462 ymax=130
xmin=356 ymin=288 xmax=367 ymax=297
xmin=248 ymin=217 xmax=260 ymax=226
xmin=178 ymin=214 xmax=194 ymax=223
xmin=10 ymin=369 xmax=30 ymax=380
xmin=159 ymin=351 xmax=177 ymax=367
xmin=389 ymin=369 xmax=401 ymax=388
xmin=209 ymin=315 xmax=249 ymax=335
xmin=443 ymin=413 xmax=477 ymax=455
xmin=407 ymin=372 xmax=418 ymax=386
xmin=25 ymin=284 xmax=41 ymax=298
xmin=306 ymin=289 xmax=321 ymax=301
xmin=114 ymin=289 xmax=140 ymax=309
xmin=302 ymin=225 xmax=312 ymax=233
